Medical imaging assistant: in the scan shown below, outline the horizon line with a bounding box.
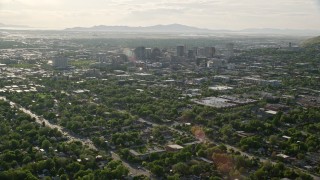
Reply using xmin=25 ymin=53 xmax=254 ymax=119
xmin=1 ymin=23 xmax=320 ymax=32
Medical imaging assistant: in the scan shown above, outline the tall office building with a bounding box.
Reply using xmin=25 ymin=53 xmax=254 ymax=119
xmin=188 ymin=50 xmax=195 ymax=59
xmin=53 ymin=55 xmax=68 ymax=69
xmin=176 ymin=45 xmax=185 ymax=57
xmin=197 ymin=47 xmax=206 ymax=57
xmin=192 ymin=47 xmax=200 ymax=57
xmin=145 ymin=48 xmax=152 ymax=59
xmin=204 ymin=47 xmax=216 ymax=58
xmin=134 ymin=46 xmax=146 ymax=60
xmin=151 ymin=48 xmax=161 ymax=61
xmin=225 ymin=43 xmax=234 ymax=58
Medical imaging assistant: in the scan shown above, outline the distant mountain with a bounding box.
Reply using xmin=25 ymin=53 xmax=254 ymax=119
xmin=0 ymin=23 xmax=30 ymax=28
xmin=64 ymin=24 xmax=320 ymax=36
xmin=302 ymin=36 xmax=320 ymax=47
xmin=64 ymin=24 xmax=218 ymax=33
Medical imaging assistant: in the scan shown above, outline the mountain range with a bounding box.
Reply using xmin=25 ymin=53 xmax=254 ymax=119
xmin=64 ymin=24 xmax=320 ymax=36
xmin=65 ymin=24 xmax=215 ymax=33
xmin=302 ymin=36 xmax=320 ymax=47
xmin=1 ymin=23 xmax=320 ymax=36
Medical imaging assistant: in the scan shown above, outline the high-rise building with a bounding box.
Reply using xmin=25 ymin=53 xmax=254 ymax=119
xmin=193 ymin=47 xmax=198 ymax=56
xmin=225 ymin=43 xmax=234 ymax=58
xmin=134 ymin=46 xmax=146 ymax=60
xmin=197 ymin=47 xmax=206 ymax=57
xmin=204 ymin=47 xmax=216 ymax=58
xmin=145 ymin=48 xmax=152 ymax=59
xmin=187 ymin=50 xmax=195 ymax=59
xmin=53 ymin=55 xmax=68 ymax=69
xmin=176 ymin=45 xmax=185 ymax=57
xmin=151 ymin=48 xmax=161 ymax=61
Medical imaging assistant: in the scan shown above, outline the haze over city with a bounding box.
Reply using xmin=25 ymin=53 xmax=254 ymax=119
xmin=1 ymin=0 xmax=320 ymax=179
xmin=1 ymin=0 xmax=320 ymax=30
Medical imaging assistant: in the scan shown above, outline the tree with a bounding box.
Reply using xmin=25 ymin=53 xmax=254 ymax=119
xmin=23 ymin=156 xmax=32 ymax=164
xmin=167 ymin=174 xmax=180 ymax=180
xmin=60 ymin=174 xmax=68 ymax=180
xmin=239 ymin=136 xmax=262 ymax=150
xmin=150 ymin=165 xmax=164 ymax=176
xmin=253 ymin=168 xmax=267 ymax=180
xmin=26 ymin=171 xmax=38 ymax=180
xmin=212 ymin=153 xmax=234 ymax=174
xmin=10 ymin=140 xmax=19 ymax=149
xmin=41 ymin=140 xmax=51 ymax=150
xmin=45 ymin=158 xmax=55 ymax=170
xmin=269 ymin=135 xmax=278 ymax=145
xmin=190 ymin=164 xmax=202 ymax=175
xmin=220 ymin=125 xmax=233 ymax=141
xmin=172 ymin=162 xmax=188 ymax=175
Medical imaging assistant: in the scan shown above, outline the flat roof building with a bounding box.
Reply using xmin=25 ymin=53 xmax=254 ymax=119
xmin=177 ymin=45 xmax=185 ymax=57
xmin=53 ymin=55 xmax=68 ymax=69
xmin=205 ymin=47 xmax=216 ymax=58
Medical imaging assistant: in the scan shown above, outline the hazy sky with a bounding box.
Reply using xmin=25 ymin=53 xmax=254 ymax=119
xmin=1 ymin=0 xmax=320 ymax=30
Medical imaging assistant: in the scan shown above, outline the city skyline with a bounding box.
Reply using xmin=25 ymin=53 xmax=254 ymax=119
xmin=1 ymin=0 xmax=320 ymax=30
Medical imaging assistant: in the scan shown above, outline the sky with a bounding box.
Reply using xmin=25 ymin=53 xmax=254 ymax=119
xmin=0 ymin=0 xmax=320 ymax=30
